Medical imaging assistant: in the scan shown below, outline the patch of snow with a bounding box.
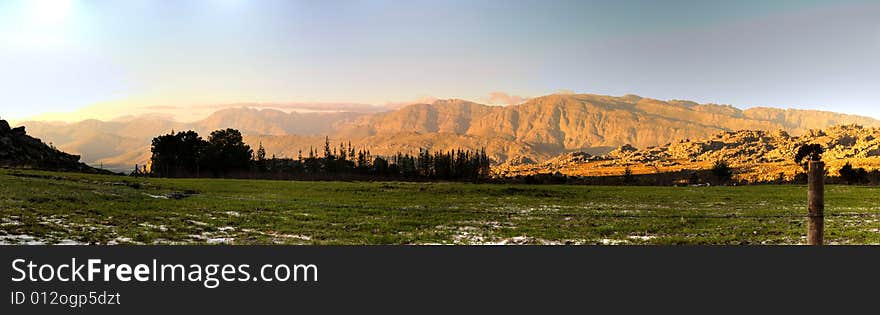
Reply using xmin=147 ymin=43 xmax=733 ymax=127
xmin=206 ymin=238 xmax=234 ymax=244
xmin=55 ymin=239 xmax=87 ymax=245
xmin=139 ymin=223 xmax=168 ymax=232
xmin=106 ymin=236 xmax=133 ymax=245
xmin=0 ymin=234 xmax=46 ymax=245
xmin=627 ymin=235 xmax=657 ymax=241
xmin=496 ymin=236 xmax=564 ymax=245
xmin=599 ymin=238 xmax=628 ymax=245
xmin=1 ymin=217 xmax=22 ymax=226
xmin=279 ymin=234 xmax=311 ymax=240
xmin=240 ymin=229 xmax=311 ymax=241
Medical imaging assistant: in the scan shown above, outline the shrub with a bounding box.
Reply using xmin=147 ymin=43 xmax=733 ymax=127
xmin=711 ymin=160 xmax=733 ymax=183
xmin=623 ymin=167 xmax=634 ymax=185
xmin=839 ymin=162 xmax=868 ymax=185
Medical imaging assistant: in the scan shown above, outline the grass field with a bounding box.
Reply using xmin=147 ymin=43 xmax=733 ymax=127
xmin=1 ymin=168 xmax=879 ymax=245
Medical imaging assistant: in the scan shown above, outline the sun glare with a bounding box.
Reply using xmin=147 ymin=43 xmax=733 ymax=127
xmin=3 ymin=0 xmax=77 ymax=49
xmin=27 ymin=0 xmax=74 ymax=25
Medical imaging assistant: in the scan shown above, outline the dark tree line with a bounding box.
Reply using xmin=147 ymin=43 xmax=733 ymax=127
xmin=836 ymin=162 xmax=880 ymax=185
xmin=146 ymin=130 xmax=491 ymax=181
xmin=149 ymin=129 xmax=252 ymax=177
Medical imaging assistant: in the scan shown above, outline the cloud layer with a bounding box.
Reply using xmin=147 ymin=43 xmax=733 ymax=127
xmin=484 ymin=92 xmax=530 ymax=106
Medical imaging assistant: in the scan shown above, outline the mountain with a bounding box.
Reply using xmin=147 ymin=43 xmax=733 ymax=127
xmin=324 ymin=94 xmax=879 ymax=163
xmin=16 ymin=94 xmax=880 ymax=172
xmin=497 ymin=124 xmax=880 ymax=183
xmin=339 ymin=94 xmax=878 ymax=149
xmin=0 ymin=118 xmax=105 ymax=173
xmin=198 ymin=108 xmax=364 ymax=136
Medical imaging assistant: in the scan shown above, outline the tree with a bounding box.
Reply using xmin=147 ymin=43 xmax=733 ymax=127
xmin=711 ymin=160 xmax=733 ymax=184
xmin=256 ymin=142 xmax=266 ymax=161
xmin=202 ymin=128 xmax=252 ymax=175
xmin=177 ymin=131 xmax=207 ymax=175
xmin=149 ymin=129 xmax=493 ymax=181
xmin=373 ymin=157 xmax=389 ymax=175
xmin=252 ymin=142 xmax=268 ymax=172
xmin=839 ymin=162 xmax=868 ymax=185
xmin=323 ymin=137 xmax=333 ymax=160
xmin=150 ymin=133 xmax=180 ymax=177
xmin=322 ymin=136 xmax=336 ymax=173
xmin=149 ymin=130 xmax=207 ymax=177
xmin=623 ymin=167 xmax=634 ymax=184
xmin=795 ymin=144 xmax=824 ymax=166
xmin=356 ymin=149 xmax=369 ymax=171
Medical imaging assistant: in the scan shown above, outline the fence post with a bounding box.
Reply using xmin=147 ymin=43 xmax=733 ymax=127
xmin=807 ymin=161 xmax=824 ymax=245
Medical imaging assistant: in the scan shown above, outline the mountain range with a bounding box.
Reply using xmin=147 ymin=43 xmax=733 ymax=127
xmin=14 ymin=93 xmax=880 ymax=172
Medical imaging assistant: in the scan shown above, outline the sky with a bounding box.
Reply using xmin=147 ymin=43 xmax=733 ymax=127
xmin=0 ymin=0 xmax=879 ymax=121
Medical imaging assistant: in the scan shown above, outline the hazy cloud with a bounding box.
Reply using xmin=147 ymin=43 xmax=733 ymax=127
xmin=554 ymin=89 xmax=575 ymax=95
xmin=144 ymin=103 xmax=382 ymax=112
xmin=391 ymin=93 xmax=529 ymax=108
xmin=383 ymin=97 xmax=439 ymax=110
xmin=484 ymin=92 xmax=529 ymax=106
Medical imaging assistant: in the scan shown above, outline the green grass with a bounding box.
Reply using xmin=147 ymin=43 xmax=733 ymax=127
xmin=1 ymin=168 xmax=879 ymax=245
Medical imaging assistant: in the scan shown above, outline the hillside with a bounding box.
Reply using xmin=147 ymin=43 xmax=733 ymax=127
xmin=498 ymin=124 xmax=880 ymax=183
xmin=19 ymin=93 xmax=880 ymax=172
xmin=0 ymin=118 xmax=105 ymax=173
xmin=338 ymin=94 xmax=878 ymax=150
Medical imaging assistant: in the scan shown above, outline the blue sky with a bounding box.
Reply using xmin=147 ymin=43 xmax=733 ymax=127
xmin=1 ymin=0 xmax=878 ymax=120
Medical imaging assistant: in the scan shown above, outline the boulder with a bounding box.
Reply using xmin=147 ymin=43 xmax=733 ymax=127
xmin=507 ymin=155 xmax=537 ymax=165
xmin=11 ymin=126 xmax=25 ymax=136
xmin=0 ymin=119 xmax=9 ymax=132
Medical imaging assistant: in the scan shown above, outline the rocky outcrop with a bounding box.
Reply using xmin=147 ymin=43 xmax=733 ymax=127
xmin=0 ymin=118 xmax=105 ymax=173
xmin=497 ymin=124 xmax=880 ymax=183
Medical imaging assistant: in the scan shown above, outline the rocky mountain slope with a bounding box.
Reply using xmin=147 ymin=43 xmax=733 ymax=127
xmin=498 ymin=124 xmax=880 ymax=182
xmin=337 ymin=94 xmax=878 ymax=149
xmin=0 ymin=118 xmax=104 ymax=173
xmin=18 ymin=93 xmax=880 ymax=172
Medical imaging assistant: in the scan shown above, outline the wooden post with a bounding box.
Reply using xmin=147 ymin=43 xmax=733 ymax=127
xmin=807 ymin=161 xmax=824 ymax=245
